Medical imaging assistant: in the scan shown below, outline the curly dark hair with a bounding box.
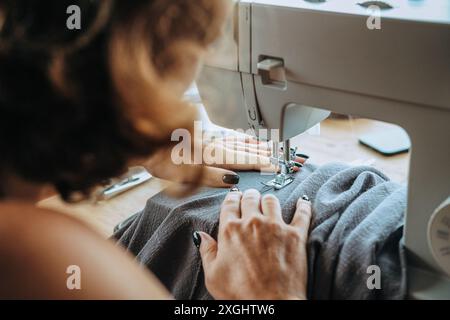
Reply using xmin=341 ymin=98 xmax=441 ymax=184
xmin=0 ymin=0 xmax=226 ymax=200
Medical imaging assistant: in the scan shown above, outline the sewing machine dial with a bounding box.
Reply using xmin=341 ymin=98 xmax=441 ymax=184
xmin=428 ymin=198 xmax=450 ymax=277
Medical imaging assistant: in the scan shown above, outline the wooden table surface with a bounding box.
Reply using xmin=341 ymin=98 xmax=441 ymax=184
xmin=38 ymin=118 xmax=410 ymax=237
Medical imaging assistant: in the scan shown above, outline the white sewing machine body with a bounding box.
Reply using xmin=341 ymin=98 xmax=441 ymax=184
xmin=197 ymin=0 xmax=450 ymax=299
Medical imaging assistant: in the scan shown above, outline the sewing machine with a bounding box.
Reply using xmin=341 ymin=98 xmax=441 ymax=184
xmin=196 ymin=0 xmax=450 ymax=299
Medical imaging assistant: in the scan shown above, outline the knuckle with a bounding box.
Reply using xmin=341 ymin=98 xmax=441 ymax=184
xmin=245 ymin=195 xmax=259 ymax=203
xmin=262 ymin=194 xmax=279 ymax=205
xmin=267 ymin=221 xmax=282 ymax=233
xmin=243 ymin=189 xmax=261 ymax=200
xmin=293 ymin=215 xmax=310 ymax=232
xmin=283 ymin=226 xmax=302 ymax=242
xmin=288 ymin=228 xmax=302 ymax=241
xmin=204 ymin=243 xmax=216 ymax=256
xmin=298 ymin=208 xmax=311 ymax=217
xmin=222 ymin=198 xmax=237 ymax=208
xmin=245 ymin=216 xmax=264 ymax=229
xmin=223 ymin=220 xmax=240 ymax=236
xmin=228 ymin=220 xmax=241 ymax=229
xmin=226 ymin=191 xmax=242 ymax=201
xmin=243 ymin=195 xmax=259 ymax=205
xmin=296 ymin=203 xmax=312 ymax=217
xmin=298 ymin=213 xmax=309 ymax=228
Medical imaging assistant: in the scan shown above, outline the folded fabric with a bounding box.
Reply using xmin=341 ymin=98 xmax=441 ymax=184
xmin=114 ymin=163 xmax=407 ymax=300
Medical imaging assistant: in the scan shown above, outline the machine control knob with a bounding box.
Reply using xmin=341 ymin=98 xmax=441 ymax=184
xmin=428 ymin=197 xmax=450 ymax=277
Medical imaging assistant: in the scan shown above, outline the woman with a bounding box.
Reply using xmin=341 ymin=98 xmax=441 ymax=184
xmin=0 ymin=0 xmax=311 ymax=299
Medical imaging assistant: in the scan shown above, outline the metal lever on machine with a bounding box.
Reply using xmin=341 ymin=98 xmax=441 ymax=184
xmin=243 ymin=57 xmax=286 ymax=137
xmin=257 ymin=58 xmax=286 ymax=88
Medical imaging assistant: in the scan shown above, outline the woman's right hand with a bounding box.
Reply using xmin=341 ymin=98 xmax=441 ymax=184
xmin=144 ymin=134 xmax=307 ymax=188
xmin=196 ymin=189 xmax=312 ymax=300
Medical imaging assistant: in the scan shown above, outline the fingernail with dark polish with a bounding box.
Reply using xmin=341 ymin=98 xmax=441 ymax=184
xmin=293 ymin=162 xmax=304 ymax=168
xmin=302 ymin=195 xmax=310 ymax=202
xmin=230 ymin=186 xmax=240 ymax=192
xmin=192 ymin=231 xmax=201 ymax=249
xmin=223 ymin=174 xmax=240 ymax=185
xmin=296 ymin=153 xmax=310 ymax=159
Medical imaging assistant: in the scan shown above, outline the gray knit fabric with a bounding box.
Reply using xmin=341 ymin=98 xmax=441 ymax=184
xmin=114 ymin=163 xmax=407 ymax=300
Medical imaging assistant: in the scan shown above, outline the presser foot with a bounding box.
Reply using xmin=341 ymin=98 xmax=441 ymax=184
xmin=264 ymin=173 xmax=295 ymax=190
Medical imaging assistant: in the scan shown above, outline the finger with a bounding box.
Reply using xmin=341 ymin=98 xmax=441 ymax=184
xmin=207 ymin=146 xmax=276 ymax=173
xmin=291 ymin=196 xmax=312 ymax=235
xmin=149 ymin=162 xmax=240 ymax=188
xmin=224 ymin=143 xmax=271 ymax=156
xmin=218 ymin=140 xmax=271 ymax=156
xmin=201 ymin=166 xmax=240 ymax=188
xmin=241 ymin=189 xmax=262 ymax=218
xmin=276 ymin=155 xmax=306 ymax=164
xmin=203 ymin=142 xmax=270 ymax=170
xmin=295 ymin=156 xmax=307 ymax=164
xmin=296 ymin=153 xmax=310 ymax=160
xmin=267 ymin=156 xmax=306 ymax=173
xmin=215 ymin=150 xmax=272 ymax=171
xmin=220 ymin=191 xmax=242 ymax=225
xmin=261 ymin=194 xmax=283 ymax=221
xmin=225 ymin=139 xmax=271 ymax=151
xmin=221 ymin=138 xmax=269 ymax=148
xmin=254 ymin=155 xmax=278 ymax=173
xmin=222 ymin=135 xmax=260 ymax=145
xmin=197 ymin=232 xmax=218 ymax=273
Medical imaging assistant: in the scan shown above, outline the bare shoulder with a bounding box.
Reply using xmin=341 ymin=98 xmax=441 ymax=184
xmin=0 ymin=202 xmax=84 ymax=245
xmin=0 ymin=201 xmax=78 ymax=223
xmin=0 ymin=202 xmax=170 ymax=299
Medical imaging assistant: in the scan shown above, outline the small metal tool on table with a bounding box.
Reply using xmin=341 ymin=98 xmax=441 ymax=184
xmin=97 ymin=166 xmax=152 ymax=201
